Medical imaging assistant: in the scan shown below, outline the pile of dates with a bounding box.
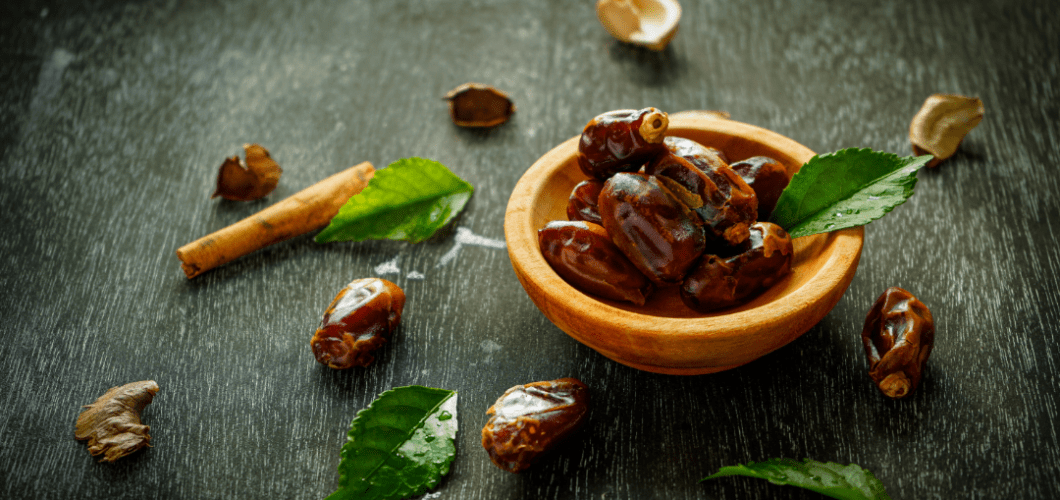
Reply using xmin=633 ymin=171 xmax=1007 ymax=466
xmin=539 ymin=108 xmax=795 ymax=312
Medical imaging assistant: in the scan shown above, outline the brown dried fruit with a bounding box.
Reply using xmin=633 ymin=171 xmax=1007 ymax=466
xmin=75 ymin=380 xmax=160 ymax=463
xmin=212 ymin=143 xmax=283 ymax=201
xmin=310 ymin=278 xmax=405 ymax=369
xmin=481 ymin=378 xmax=590 ymax=473
xmin=596 ymin=0 xmax=681 ymax=51
xmin=566 ymin=179 xmax=605 ymax=225
xmin=577 ymin=107 xmax=669 ymax=180
xmin=645 ymin=136 xmax=757 ymax=247
xmin=598 ymin=172 xmax=706 ymax=284
xmin=538 ymin=220 xmax=654 ymax=305
xmin=862 ymin=287 xmax=935 ymax=399
xmin=909 ymin=93 xmax=984 ymax=167
xmin=679 ymin=222 xmax=793 ymax=312
xmin=729 ymin=156 xmax=790 ymax=221
xmin=445 ymin=83 xmax=515 ymax=127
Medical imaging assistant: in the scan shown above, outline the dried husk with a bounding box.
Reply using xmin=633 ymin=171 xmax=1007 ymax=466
xmin=213 ymin=143 xmax=283 ymax=200
xmin=445 ymin=83 xmax=515 ymax=127
xmin=596 ymin=0 xmax=681 ymax=51
xmin=75 ymin=380 xmax=159 ymax=462
xmin=909 ymin=94 xmax=984 ymax=167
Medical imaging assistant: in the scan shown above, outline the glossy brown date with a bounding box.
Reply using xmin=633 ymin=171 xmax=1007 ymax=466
xmin=577 ymin=108 xmax=669 ymax=180
xmin=729 ymin=156 xmax=790 ymax=221
xmin=862 ymin=287 xmax=935 ymax=399
xmin=680 ymin=222 xmax=793 ymax=312
xmin=481 ymin=378 xmax=590 ymax=473
xmin=566 ymin=179 xmax=604 ymax=225
xmin=310 ymin=278 xmax=405 ymax=369
xmin=539 ymin=220 xmax=654 ymax=305
xmin=645 ymin=136 xmax=757 ymax=247
xmin=598 ymin=172 xmax=706 ymax=284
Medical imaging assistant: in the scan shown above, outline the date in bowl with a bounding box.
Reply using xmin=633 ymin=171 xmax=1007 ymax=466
xmin=504 ymin=115 xmax=863 ymax=375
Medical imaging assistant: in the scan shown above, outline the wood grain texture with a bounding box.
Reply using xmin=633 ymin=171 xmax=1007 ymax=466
xmin=1 ymin=0 xmax=1057 ymax=499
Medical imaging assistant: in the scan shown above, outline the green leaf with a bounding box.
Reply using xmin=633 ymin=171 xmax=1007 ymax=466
xmin=326 ymin=386 xmax=458 ymax=500
xmin=315 ymin=157 xmax=474 ymax=243
xmin=703 ymin=458 xmax=892 ymax=500
xmin=769 ymin=148 xmax=931 ymax=239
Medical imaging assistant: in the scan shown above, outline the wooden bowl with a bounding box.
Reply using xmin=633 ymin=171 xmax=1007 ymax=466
xmin=504 ymin=115 xmax=864 ymax=375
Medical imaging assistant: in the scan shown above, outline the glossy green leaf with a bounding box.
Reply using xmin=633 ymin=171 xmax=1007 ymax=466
xmin=315 ymin=157 xmax=474 ymax=243
xmin=703 ymin=458 xmax=892 ymax=500
xmin=770 ymin=148 xmax=931 ymax=238
xmin=325 ymin=386 xmax=458 ymax=500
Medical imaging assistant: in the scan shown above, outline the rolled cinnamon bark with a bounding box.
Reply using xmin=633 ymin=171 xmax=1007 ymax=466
xmin=176 ymin=162 xmax=375 ymax=279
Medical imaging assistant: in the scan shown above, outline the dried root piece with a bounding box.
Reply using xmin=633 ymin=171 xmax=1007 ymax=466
xmin=75 ymin=380 xmax=160 ymax=462
xmin=445 ymin=83 xmax=515 ymax=127
xmin=909 ymin=94 xmax=984 ymax=167
xmin=213 ymin=143 xmax=283 ymax=200
xmin=596 ymin=0 xmax=681 ymax=51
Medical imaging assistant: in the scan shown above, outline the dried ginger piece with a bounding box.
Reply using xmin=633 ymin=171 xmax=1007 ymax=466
xmin=213 ymin=143 xmax=283 ymax=200
xmin=75 ymin=380 xmax=159 ymax=462
xmin=909 ymin=94 xmax=984 ymax=167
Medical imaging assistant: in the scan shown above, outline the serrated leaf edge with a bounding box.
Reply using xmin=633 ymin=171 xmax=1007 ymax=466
xmin=784 ymin=165 xmax=920 ymax=238
xmin=316 ymin=157 xmax=474 ymax=243
xmin=771 ymin=149 xmax=931 ymax=238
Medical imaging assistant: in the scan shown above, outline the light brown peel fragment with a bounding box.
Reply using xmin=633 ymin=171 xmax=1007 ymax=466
xmin=909 ymin=93 xmax=984 ymax=167
xmin=596 ymin=0 xmax=681 ymax=51
xmin=75 ymin=381 xmax=159 ymax=463
xmin=445 ymin=83 xmax=515 ymax=127
xmin=177 ymin=162 xmax=375 ymax=279
xmin=213 ymin=143 xmax=283 ymax=200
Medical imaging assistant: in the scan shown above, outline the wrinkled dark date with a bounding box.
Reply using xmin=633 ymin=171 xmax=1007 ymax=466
xmin=645 ymin=136 xmax=757 ymax=247
xmin=310 ymin=278 xmax=405 ymax=369
xmin=598 ymin=172 xmax=706 ymax=284
xmin=539 ymin=220 xmax=654 ymax=305
xmin=729 ymin=156 xmax=790 ymax=221
xmin=577 ymin=108 xmax=669 ymax=180
xmin=862 ymin=287 xmax=935 ymax=399
xmin=706 ymin=146 xmax=730 ymax=165
xmin=680 ymin=222 xmax=793 ymax=312
xmin=566 ymin=179 xmax=604 ymax=224
xmin=481 ymin=378 xmax=590 ymax=473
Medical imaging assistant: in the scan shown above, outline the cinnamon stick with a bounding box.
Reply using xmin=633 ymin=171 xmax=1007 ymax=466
xmin=176 ymin=162 xmax=375 ymax=279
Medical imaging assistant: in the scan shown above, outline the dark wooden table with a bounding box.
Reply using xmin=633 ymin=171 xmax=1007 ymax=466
xmin=2 ymin=1 xmax=1057 ymax=498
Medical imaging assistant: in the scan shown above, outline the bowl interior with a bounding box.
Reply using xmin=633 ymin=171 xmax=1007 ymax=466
xmin=505 ymin=116 xmax=863 ymax=374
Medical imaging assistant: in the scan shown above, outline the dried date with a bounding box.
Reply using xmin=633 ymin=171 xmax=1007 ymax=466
xmin=645 ymin=136 xmax=757 ymax=246
xmin=598 ymin=172 xmax=706 ymax=284
xmin=577 ymin=108 xmax=669 ymax=180
xmin=729 ymin=156 xmax=790 ymax=221
xmin=680 ymin=222 xmax=793 ymax=312
xmin=862 ymin=287 xmax=935 ymax=399
xmin=539 ymin=220 xmax=654 ymax=305
xmin=310 ymin=278 xmax=405 ymax=369
xmin=481 ymin=378 xmax=590 ymax=473
xmin=566 ymin=179 xmax=605 ymax=225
